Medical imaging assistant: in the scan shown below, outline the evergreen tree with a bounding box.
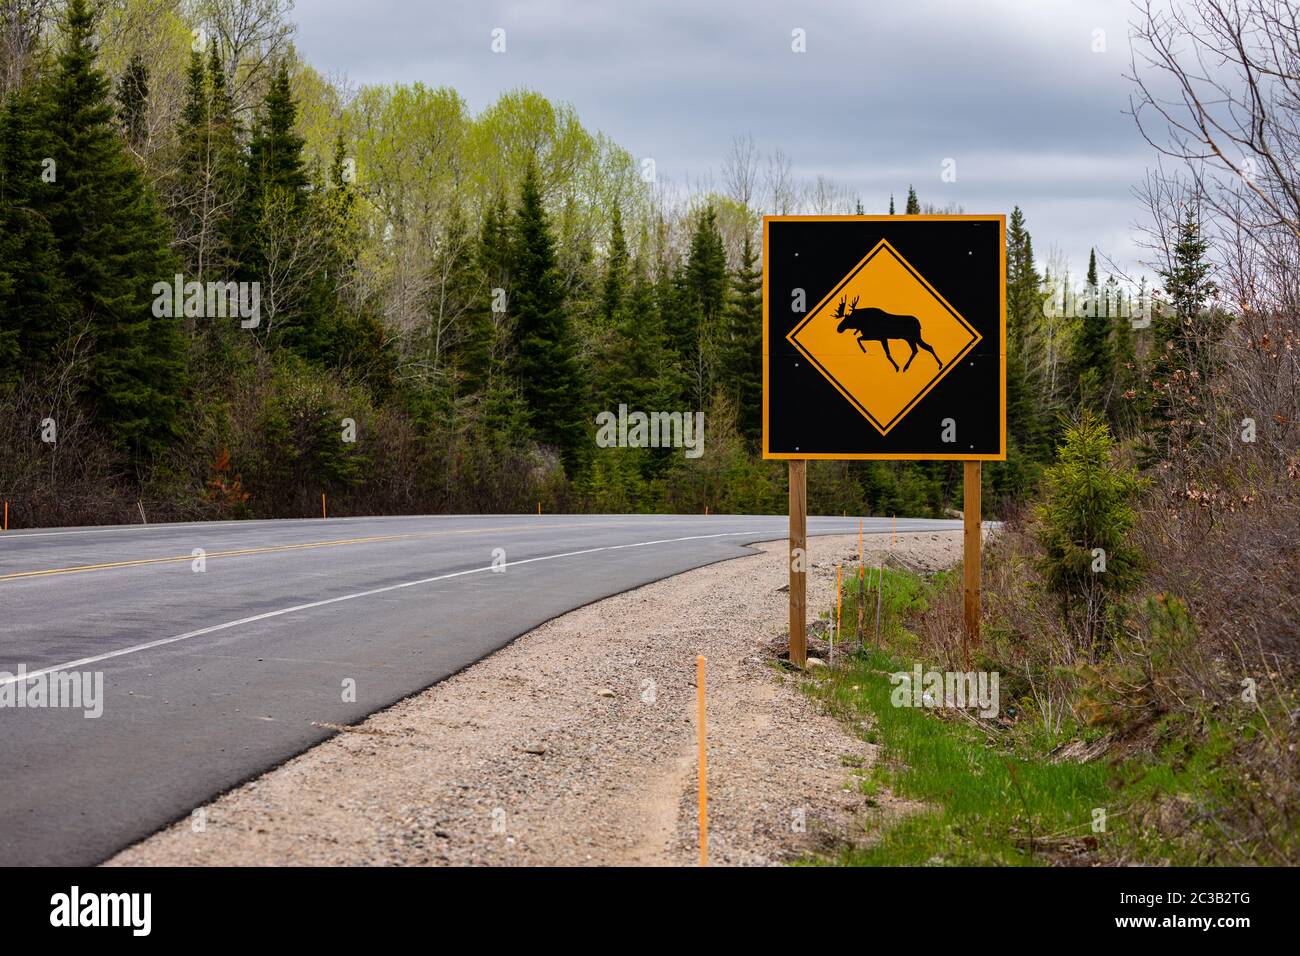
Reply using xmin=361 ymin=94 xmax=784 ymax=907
xmin=655 ymin=259 xmax=692 ymax=407
xmin=38 ymin=0 xmax=184 ymax=458
xmin=115 ymin=52 xmax=149 ymax=152
xmin=719 ymin=233 xmax=762 ymax=446
xmin=509 ymin=160 xmax=586 ymax=469
xmin=1004 ymin=207 xmax=1047 ymax=459
xmin=0 ymin=89 xmax=69 ymax=389
xmin=1072 ymin=246 xmax=1114 ymax=413
xmin=600 ymin=204 xmax=627 ymax=326
xmin=1143 ymin=207 xmax=1220 ymax=461
xmin=595 ymin=260 xmax=669 ymax=419
xmin=905 ymin=186 xmax=919 ymax=214
xmin=1036 ymin=411 xmax=1145 ymax=656
xmin=237 ymin=60 xmax=318 ymax=355
xmin=888 ymin=194 xmax=895 ymax=214
xmin=679 ymin=204 xmax=727 ymax=406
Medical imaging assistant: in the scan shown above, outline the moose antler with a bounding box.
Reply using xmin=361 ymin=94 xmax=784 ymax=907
xmin=833 ymin=296 xmax=847 ymax=318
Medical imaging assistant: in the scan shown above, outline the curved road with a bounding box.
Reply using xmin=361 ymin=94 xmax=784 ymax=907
xmin=0 ymin=513 xmax=959 ymax=866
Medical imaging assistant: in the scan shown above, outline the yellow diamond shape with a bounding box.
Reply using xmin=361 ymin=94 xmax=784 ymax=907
xmin=787 ymin=240 xmax=981 ymax=435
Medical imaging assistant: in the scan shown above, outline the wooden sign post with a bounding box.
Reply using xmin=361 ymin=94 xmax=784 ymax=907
xmin=788 ymin=460 xmax=807 ymax=668
xmin=963 ymin=461 xmax=981 ymax=644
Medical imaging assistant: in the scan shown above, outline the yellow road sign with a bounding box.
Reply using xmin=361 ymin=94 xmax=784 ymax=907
xmin=787 ymin=239 xmax=981 ymax=435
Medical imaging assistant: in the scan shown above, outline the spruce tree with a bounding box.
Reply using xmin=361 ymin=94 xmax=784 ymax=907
xmin=39 ymin=0 xmax=184 ymax=458
xmin=1143 ymin=208 xmax=1218 ymax=461
xmin=720 ymin=233 xmax=762 ymax=446
xmin=600 ymin=205 xmax=628 ymax=326
xmin=1005 ymin=207 xmax=1046 ymax=459
xmin=0 ymin=89 xmax=69 ymax=388
xmin=905 ymin=186 xmax=920 ymax=214
xmin=115 ymin=52 xmax=149 ymax=153
xmin=237 ymin=60 xmax=317 ymax=354
xmin=1072 ymin=246 xmax=1114 ymax=413
xmin=680 ymin=204 xmax=727 ymax=406
xmin=510 ymin=160 xmax=586 ymax=470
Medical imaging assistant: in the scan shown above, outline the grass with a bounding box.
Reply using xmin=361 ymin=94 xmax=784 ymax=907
xmin=803 ymin=567 xmax=1111 ymax=866
xmin=803 ymin=563 xmax=1300 ymax=865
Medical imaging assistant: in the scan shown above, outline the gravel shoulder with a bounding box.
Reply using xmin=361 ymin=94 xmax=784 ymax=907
xmin=107 ymin=530 xmax=963 ymax=867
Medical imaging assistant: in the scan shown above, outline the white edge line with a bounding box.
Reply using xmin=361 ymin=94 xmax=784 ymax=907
xmin=1 ymin=530 xmax=782 ymax=686
xmin=0 ymin=521 xmax=959 ymax=686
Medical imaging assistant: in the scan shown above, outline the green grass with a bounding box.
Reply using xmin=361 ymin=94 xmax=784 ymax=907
xmin=804 ymin=568 xmax=1111 ymax=866
xmin=803 ymin=564 xmax=1299 ymax=866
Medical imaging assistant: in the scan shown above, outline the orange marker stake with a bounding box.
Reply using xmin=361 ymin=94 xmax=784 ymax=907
xmin=321 ymin=494 xmax=327 ymax=520
xmin=834 ymin=563 xmax=843 ymax=668
xmin=697 ymin=654 xmax=708 ymax=867
xmin=858 ymin=517 xmax=864 ymax=582
xmin=537 ymin=501 xmax=541 ymax=516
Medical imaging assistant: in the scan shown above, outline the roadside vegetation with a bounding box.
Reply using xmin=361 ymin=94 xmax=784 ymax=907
xmin=805 ymin=414 xmax=1297 ymax=866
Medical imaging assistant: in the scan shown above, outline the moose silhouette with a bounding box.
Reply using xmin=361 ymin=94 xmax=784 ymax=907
xmin=833 ymin=296 xmax=942 ymax=373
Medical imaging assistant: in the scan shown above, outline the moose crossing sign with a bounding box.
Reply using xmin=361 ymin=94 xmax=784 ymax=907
xmin=762 ymin=215 xmax=1006 ymax=460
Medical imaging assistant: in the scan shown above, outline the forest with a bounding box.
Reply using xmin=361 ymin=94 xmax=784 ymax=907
xmin=0 ymin=0 xmax=1167 ymax=527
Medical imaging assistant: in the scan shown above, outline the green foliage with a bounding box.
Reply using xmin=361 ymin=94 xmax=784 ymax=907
xmin=39 ymin=0 xmax=185 ymax=458
xmin=510 ymin=160 xmax=586 ymax=469
xmin=719 ymin=232 xmax=762 ymax=447
xmin=0 ymin=89 xmax=71 ymax=390
xmin=1141 ymin=208 xmax=1227 ymax=465
xmin=115 ymin=52 xmax=149 ymax=150
xmin=803 ymin=573 xmax=1111 ymax=866
xmin=1035 ymin=411 xmax=1145 ymax=654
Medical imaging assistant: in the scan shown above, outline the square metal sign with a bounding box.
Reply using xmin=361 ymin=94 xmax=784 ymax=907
xmin=762 ymin=215 xmax=1006 ymax=460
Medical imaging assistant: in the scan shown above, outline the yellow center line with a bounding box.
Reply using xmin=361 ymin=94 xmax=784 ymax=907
xmin=0 ymin=522 xmax=592 ymax=582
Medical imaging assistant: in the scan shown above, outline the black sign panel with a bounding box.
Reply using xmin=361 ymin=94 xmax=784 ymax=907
xmin=763 ymin=215 xmax=1005 ymax=460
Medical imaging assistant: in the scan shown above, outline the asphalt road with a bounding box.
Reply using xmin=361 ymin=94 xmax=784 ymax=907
xmin=0 ymin=513 xmax=960 ymax=866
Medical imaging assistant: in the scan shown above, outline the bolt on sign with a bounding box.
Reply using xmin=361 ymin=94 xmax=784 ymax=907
xmin=763 ymin=215 xmax=1006 ymax=460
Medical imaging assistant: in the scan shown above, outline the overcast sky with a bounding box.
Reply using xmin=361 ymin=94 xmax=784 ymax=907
xmin=294 ymin=0 xmax=1158 ymax=282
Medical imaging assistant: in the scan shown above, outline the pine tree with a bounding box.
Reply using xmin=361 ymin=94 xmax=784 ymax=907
xmin=600 ymin=204 xmax=627 ymax=326
xmin=0 ymin=88 xmax=69 ymax=389
xmin=595 ymin=260 xmax=669 ymax=420
xmin=1143 ymin=208 xmax=1219 ymax=461
xmin=905 ymin=186 xmax=919 ymax=214
xmin=39 ymin=0 xmax=184 ymax=458
xmin=720 ymin=233 xmax=762 ymax=446
xmin=237 ymin=60 xmax=319 ymax=355
xmin=679 ymin=204 xmax=727 ymax=406
xmin=888 ymin=194 xmax=895 ymax=214
xmin=1072 ymin=246 xmax=1114 ymax=413
xmin=115 ymin=52 xmax=149 ymax=153
xmin=1005 ymin=207 xmax=1047 ymax=459
xmin=1036 ymin=411 xmax=1145 ymax=656
xmin=510 ymin=160 xmax=586 ymax=470
xmin=245 ymin=62 xmax=308 ymax=203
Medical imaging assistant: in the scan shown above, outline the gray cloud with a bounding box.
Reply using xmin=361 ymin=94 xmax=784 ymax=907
xmin=295 ymin=0 xmax=1160 ymax=279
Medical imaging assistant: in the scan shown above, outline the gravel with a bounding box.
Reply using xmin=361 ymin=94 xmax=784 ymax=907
xmin=107 ymin=530 xmax=963 ymax=867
